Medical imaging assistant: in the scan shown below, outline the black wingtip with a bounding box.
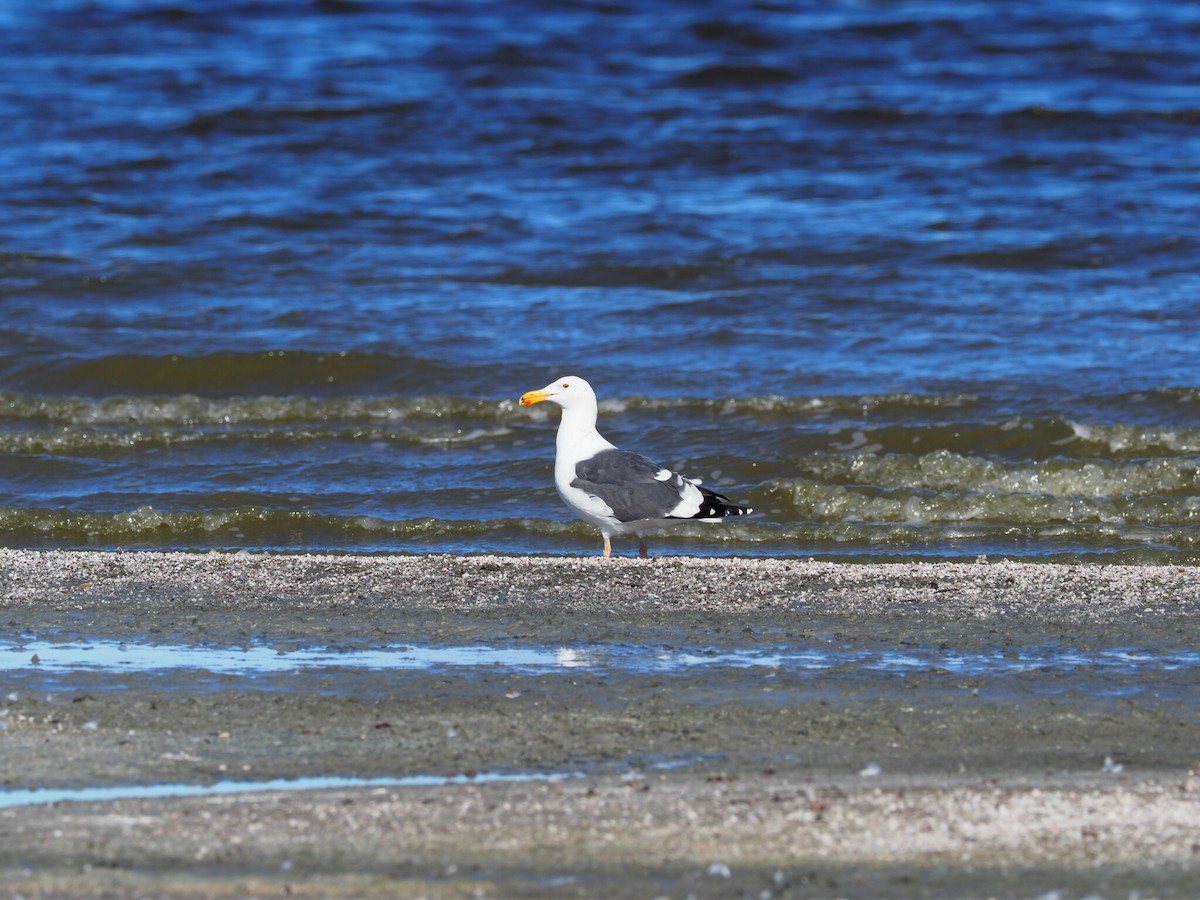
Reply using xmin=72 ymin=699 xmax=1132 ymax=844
xmin=695 ymin=501 xmax=752 ymax=519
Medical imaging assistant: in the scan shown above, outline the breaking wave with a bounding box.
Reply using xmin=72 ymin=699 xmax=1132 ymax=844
xmin=3 ymin=386 xmax=1200 ymax=561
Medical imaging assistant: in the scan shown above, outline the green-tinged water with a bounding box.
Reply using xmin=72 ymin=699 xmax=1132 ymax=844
xmin=3 ymin=387 xmax=1198 ymax=560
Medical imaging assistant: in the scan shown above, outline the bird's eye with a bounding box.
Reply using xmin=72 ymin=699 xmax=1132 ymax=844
xmin=562 ymin=383 xmax=570 ymax=389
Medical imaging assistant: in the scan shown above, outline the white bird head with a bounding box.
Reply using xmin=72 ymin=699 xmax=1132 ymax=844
xmin=519 ymin=375 xmax=597 ymax=410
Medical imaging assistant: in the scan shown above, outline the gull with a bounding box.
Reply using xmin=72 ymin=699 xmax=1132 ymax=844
xmin=520 ymin=375 xmax=752 ymax=557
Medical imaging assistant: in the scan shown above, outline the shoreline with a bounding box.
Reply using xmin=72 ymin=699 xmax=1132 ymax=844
xmin=1 ymin=551 xmax=1198 ymax=897
xmin=4 ymin=546 xmax=1198 ymax=614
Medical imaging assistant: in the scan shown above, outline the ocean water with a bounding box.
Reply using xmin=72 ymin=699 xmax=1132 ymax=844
xmin=3 ymin=0 xmax=1199 ymax=560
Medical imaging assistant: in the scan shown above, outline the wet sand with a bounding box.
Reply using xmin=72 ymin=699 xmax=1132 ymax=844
xmin=1 ymin=551 xmax=1198 ymax=897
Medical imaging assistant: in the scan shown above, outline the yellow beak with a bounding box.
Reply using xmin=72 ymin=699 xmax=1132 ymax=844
xmin=520 ymin=389 xmax=553 ymax=406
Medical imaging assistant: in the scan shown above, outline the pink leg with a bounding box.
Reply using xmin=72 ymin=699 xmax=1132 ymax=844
xmin=639 ymin=537 xmax=649 ymax=559
xmin=603 ymin=536 xmax=612 ymax=558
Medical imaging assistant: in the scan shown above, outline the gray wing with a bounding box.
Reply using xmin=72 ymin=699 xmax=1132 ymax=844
xmin=571 ymin=449 xmax=692 ymax=523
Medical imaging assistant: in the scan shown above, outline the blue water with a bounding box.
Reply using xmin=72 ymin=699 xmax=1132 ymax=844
xmin=0 ymin=771 xmax=577 ymax=811
xmin=3 ymin=0 xmax=1200 ymax=559
xmin=6 ymin=637 xmax=1198 ymax=683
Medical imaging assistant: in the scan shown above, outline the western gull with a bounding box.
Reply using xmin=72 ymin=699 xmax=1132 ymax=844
xmin=519 ymin=375 xmax=753 ymax=558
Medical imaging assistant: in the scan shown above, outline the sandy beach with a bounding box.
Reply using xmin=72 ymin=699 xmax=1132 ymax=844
xmin=0 ymin=551 xmax=1197 ymax=897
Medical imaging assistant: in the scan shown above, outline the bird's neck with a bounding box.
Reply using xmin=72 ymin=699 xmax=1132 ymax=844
xmin=556 ymin=406 xmax=614 ymax=461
